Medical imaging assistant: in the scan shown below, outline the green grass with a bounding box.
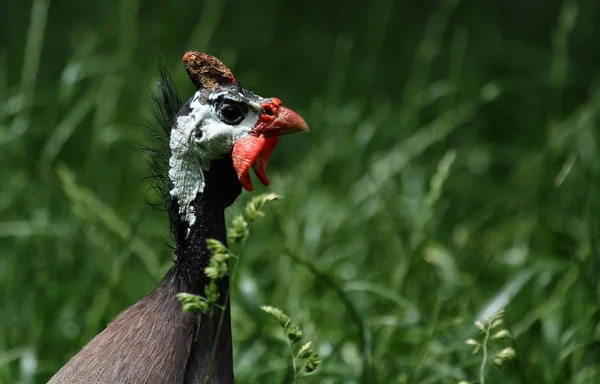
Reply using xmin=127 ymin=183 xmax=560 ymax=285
xmin=2 ymin=0 xmax=600 ymax=383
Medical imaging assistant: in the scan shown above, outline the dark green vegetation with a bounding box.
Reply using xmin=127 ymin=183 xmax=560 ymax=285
xmin=2 ymin=0 xmax=600 ymax=383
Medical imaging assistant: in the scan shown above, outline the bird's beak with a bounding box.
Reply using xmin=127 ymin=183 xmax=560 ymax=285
xmin=260 ymin=106 xmax=310 ymax=138
xmin=232 ymin=98 xmax=309 ymax=191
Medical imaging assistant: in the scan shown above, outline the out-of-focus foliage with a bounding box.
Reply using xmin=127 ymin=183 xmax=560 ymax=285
xmin=1 ymin=0 xmax=600 ymax=383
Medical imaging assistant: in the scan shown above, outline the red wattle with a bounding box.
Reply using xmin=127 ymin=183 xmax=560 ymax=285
xmin=231 ymin=135 xmax=266 ymax=191
xmin=251 ymin=136 xmax=279 ymax=186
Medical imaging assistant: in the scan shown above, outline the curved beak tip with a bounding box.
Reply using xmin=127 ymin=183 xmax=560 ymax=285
xmin=296 ymin=118 xmax=310 ymax=133
xmin=263 ymin=106 xmax=310 ymax=138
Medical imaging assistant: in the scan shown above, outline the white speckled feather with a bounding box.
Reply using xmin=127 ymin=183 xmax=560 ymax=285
xmin=168 ymin=92 xmax=258 ymax=236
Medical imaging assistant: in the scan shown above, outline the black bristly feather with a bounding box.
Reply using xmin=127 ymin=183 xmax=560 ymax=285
xmin=144 ymin=60 xmax=184 ymax=242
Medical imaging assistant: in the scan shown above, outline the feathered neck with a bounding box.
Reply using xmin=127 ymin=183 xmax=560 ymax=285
xmin=169 ymin=156 xmax=241 ymax=290
xmin=162 ymin=156 xmax=240 ymax=384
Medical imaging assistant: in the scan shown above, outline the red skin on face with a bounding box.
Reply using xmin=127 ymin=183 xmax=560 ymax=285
xmin=232 ymin=134 xmax=279 ymax=191
xmin=232 ymin=97 xmax=307 ymax=191
xmin=231 ymin=98 xmax=283 ymax=191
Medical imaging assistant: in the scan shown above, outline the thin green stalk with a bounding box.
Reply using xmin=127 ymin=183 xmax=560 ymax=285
xmin=206 ymin=201 xmax=262 ymax=380
xmin=287 ymin=338 xmax=298 ymax=383
xmin=479 ymin=322 xmax=491 ymax=384
xmin=206 ymin=250 xmax=243 ymax=381
xmin=205 ymin=277 xmax=232 ymax=382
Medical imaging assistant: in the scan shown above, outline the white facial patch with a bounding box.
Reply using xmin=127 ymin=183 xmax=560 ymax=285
xmin=168 ymin=91 xmax=259 ymax=235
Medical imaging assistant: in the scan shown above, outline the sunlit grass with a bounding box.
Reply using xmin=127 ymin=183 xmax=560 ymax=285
xmin=1 ymin=0 xmax=600 ymax=383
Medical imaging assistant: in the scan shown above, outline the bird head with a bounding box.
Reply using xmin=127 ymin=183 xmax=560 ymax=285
xmin=168 ymin=52 xmax=309 ymax=229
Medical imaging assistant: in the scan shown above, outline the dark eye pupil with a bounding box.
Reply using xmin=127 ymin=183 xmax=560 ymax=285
xmin=218 ymin=101 xmax=247 ymax=125
xmin=222 ymin=106 xmax=240 ymax=120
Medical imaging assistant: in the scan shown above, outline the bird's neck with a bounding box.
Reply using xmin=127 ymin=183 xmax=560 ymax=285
xmin=163 ymin=157 xmax=240 ymax=383
xmin=169 ymin=156 xmax=241 ymax=291
xmin=172 ymin=192 xmax=227 ymax=292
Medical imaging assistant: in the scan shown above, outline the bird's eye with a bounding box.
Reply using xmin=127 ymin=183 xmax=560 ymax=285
xmin=217 ymin=100 xmax=248 ymax=125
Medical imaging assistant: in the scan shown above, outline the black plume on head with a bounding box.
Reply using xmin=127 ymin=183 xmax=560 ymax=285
xmin=144 ymin=60 xmax=184 ymax=241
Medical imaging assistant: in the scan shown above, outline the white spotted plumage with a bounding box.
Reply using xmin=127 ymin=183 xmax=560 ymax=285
xmin=168 ymin=91 xmax=260 ymax=235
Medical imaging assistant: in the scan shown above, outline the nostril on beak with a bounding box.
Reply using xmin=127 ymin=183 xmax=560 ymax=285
xmin=260 ymin=98 xmax=282 ymax=117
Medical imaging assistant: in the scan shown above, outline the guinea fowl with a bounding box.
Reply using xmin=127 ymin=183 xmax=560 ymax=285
xmin=49 ymin=51 xmax=309 ymax=384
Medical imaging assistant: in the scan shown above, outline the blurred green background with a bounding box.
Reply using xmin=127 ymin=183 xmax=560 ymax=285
xmin=2 ymin=0 xmax=600 ymax=383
